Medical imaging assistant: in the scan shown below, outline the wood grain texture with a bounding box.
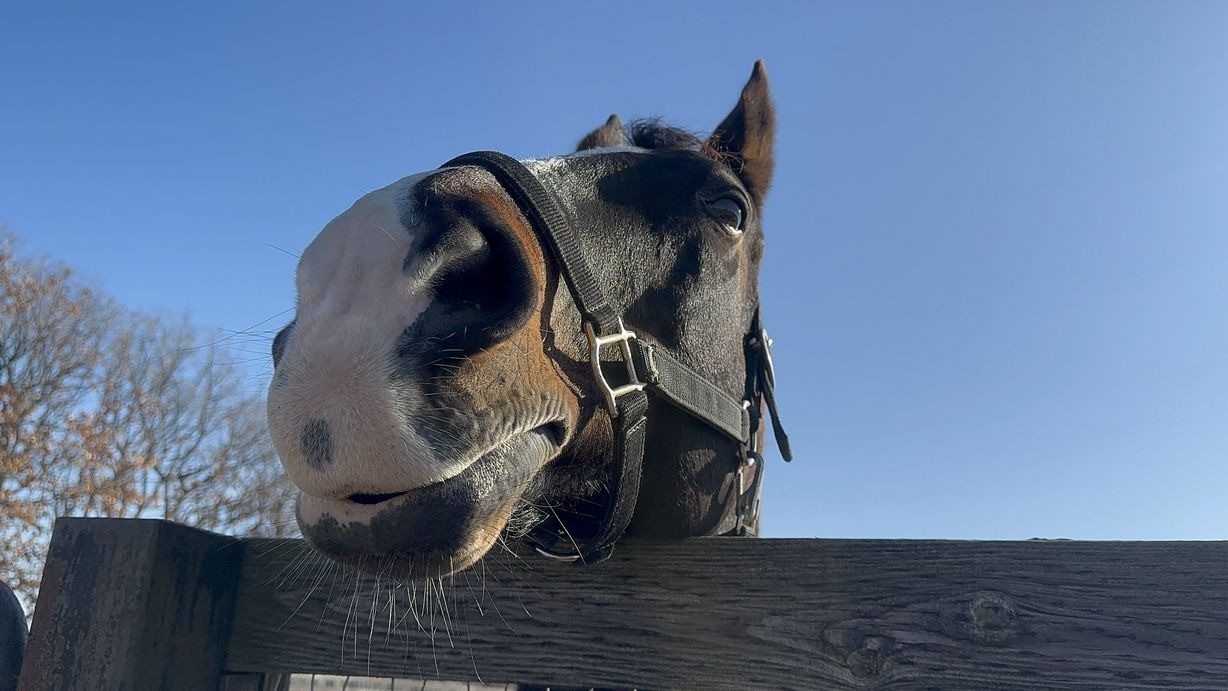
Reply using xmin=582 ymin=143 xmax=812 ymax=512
xmin=18 ymin=518 xmax=242 ymax=691
xmin=225 ymin=538 xmax=1228 ymax=690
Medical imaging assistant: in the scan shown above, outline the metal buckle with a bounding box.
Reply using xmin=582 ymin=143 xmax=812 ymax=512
xmin=733 ymin=451 xmax=750 ymax=531
xmin=734 ymin=448 xmax=761 ymax=534
xmin=584 ymin=318 xmax=646 ymax=415
xmin=737 ymin=452 xmax=758 ymax=496
xmin=759 ymin=327 xmax=777 ymax=389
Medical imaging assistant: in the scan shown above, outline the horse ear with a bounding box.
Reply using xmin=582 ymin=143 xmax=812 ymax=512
xmin=707 ymin=60 xmax=776 ymax=203
xmin=576 ymin=114 xmax=628 ymax=151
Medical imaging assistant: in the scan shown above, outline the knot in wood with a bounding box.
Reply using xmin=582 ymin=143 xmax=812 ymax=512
xmin=845 ymin=635 xmax=888 ymax=679
xmin=967 ymin=591 xmax=1018 ymax=644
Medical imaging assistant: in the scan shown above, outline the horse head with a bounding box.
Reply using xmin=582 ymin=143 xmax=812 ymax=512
xmin=267 ymin=61 xmax=787 ymax=579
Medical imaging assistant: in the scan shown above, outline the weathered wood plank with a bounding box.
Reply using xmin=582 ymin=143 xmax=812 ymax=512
xmin=225 ymin=538 xmax=1228 ymax=690
xmin=18 ymin=518 xmax=242 ymax=691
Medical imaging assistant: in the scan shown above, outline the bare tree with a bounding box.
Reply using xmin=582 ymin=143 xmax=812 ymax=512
xmin=0 ymin=233 xmax=108 ymax=601
xmin=0 ymin=231 xmax=295 ymax=611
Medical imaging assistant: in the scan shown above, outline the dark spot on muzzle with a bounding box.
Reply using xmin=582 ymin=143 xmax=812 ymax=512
xmin=301 ymin=418 xmax=333 ymax=469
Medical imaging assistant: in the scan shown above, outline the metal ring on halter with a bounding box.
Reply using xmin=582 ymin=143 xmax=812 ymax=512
xmin=743 ymin=398 xmax=764 ymax=457
xmin=533 ymin=546 xmax=582 ymax=562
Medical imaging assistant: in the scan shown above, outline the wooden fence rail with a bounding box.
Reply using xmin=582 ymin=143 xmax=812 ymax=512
xmin=16 ymin=518 xmax=1228 ymax=690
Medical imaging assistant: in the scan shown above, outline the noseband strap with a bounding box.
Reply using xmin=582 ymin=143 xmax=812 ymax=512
xmin=441 ymin=150 xmax=790 ymax=564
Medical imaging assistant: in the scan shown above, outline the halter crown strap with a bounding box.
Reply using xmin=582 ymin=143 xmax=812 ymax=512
xmin=440 ymin=150 xmax=789 ymax=564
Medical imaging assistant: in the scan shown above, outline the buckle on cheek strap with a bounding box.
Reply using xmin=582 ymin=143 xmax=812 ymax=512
xmin=585 ymin=319 xmax=646 ymax=414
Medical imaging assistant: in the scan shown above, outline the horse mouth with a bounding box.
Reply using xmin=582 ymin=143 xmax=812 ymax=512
xmin=295 ymin=422 xmax=564 ymax=579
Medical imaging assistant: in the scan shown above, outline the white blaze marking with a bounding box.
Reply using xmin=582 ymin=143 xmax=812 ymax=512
xmin=268 ymin=171 xmax=475 ymax=501
xmin=296 ymin=172 xmax=430 ymax=332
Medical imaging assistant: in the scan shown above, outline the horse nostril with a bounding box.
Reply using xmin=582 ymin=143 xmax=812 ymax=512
xmin=347 ymin=491 xmax=408 ymax=505
xmin=271 ymin=320 xmax=295 ymax=367
xmin=411 ymin=213 xmax=537 ymax=356
xmin=430 ymin=227 xmax=498 ymax=311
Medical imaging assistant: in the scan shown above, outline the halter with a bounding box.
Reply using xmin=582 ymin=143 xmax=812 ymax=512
xmin=441 ymin=151 xmax=792 ymax=564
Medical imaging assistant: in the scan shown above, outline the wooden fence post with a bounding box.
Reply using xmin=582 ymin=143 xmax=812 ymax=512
xmin=18 ymin=518 xmax=242 ymax=691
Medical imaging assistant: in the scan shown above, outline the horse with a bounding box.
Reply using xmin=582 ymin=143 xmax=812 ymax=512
xmin=266 ymin=60 xmax=790 ymax=580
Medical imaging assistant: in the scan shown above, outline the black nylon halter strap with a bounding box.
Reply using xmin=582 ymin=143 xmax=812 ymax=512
xmin=439 ymin=150 xmax=778 ymax=564
xmin=628 ymin=340 xmax=750 ymax=443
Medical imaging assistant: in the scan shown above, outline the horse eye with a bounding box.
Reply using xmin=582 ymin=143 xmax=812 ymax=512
xmin=709 ymin=197 xmax=746 ymax=234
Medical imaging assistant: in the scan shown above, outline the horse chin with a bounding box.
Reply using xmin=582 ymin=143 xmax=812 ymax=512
xmin=295 ymin=427 xmax=561 ymax=579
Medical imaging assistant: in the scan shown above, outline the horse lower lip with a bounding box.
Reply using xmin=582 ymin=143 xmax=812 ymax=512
xmin=298 ymin=428 xmax=562 ymax=578
xmin=331 ymin=424 xmax=563 ymax=509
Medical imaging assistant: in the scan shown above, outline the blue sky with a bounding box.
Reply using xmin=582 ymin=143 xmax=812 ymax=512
xmin=3 ymin=2 xmax=1226 ymax=540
